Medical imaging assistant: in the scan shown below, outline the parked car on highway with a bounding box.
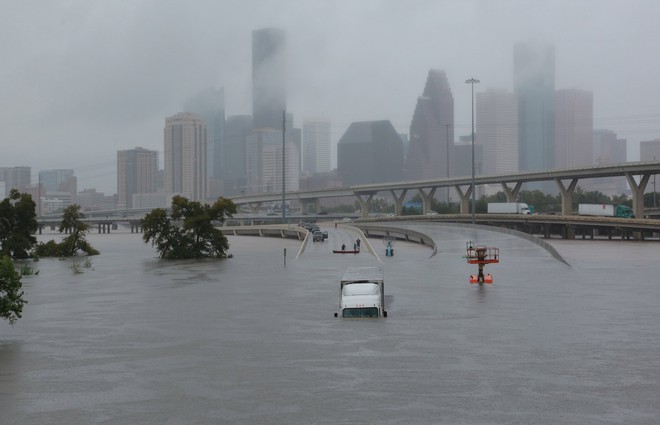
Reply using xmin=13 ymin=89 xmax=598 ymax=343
xmin=313 ymin=231 xmax=324 ymax=242
xmin=322 ymin=231 xmax=328 ymax=239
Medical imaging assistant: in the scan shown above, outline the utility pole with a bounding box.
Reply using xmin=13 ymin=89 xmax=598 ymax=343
xmin=446 ymin=123 xmax=451 ymax=210
xmin=282 ymin=111 xmax=286 ymax=222
xmin=465 ymin=77 xmax=479 ymax=224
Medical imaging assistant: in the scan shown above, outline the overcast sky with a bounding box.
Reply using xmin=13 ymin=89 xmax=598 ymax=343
xmin=2 ymin=0 xmax=660 ymax=194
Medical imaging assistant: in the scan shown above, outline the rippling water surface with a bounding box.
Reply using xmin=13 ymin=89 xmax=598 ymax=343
xmin=1 ymin=224 xmax=659 ymax=424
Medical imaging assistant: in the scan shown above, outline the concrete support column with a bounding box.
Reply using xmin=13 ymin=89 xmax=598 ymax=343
xmin=247 ymin=202 xmax=262 ymax=215
xmin=625 ymin=172 xmax=650 ymax=219
xmin=389 ymin=189 xmax=408 ymax=216
xmin=417 ymin=188 xmax=436 ymax=215
xmin=454 ymin=185 xmax=472 ymax=214
xmin=355 ymin=193 xmax=374 ymax=219
xmin=501 ymin=181 xmax=524 ymax=202
xmin=555 ymin=178 xmax=579 ymax=216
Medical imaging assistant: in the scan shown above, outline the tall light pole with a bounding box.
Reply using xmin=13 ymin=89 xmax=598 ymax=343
xmin=282 ymin=110 xmax=286 ymax=221
xmin=465 ymin=77 xmax=479 ymax=224
xmin=445 ymin=123 xmax=451 ymax=210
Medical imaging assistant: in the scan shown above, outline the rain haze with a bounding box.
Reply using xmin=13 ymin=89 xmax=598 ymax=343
xmin=2 ymin=0 xmax=659 ymax=194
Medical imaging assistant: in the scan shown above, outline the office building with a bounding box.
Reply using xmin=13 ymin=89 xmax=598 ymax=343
xmin=164 ymin=112 xmax=208 ymax=201
xmin=117 ymin=147 xmax=159 ymax=210
xmin=252 ymin=28 xmax=286 ymax=130
xmin=640 ymin=139 xmax=660 ymax=161
xmin=245 ymin=129 xmax=299 ymax=194
xmin=183 ymin=88 xmax=225 ymax=180
xmin=38 ymin=169 xmax=77 ymax=206
xmin=302 ymin=120 xmax=331 ymax=174
xmin=590 ymin=129 xmax=628 ymax=194
xmin=555 ymin=89 xmax=593 ymax=168
xmin=406 ymin=70 xmax=454 ymax=183
xmin=476 ymin=89 xmax=518 ymax=176
xmin=337 ymin=120 xmax=403 ymax=186
xmin=0 ymin=166 xmax=31 ymax=197
xmin=514 ymin=43 xmax=555 ymax=174
xmin=223 ymin=115 xmax=253 ymax=196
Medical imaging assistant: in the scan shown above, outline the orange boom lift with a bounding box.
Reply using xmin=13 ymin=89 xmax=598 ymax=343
xmin=466 ymin=241 xmax=499 ymax=284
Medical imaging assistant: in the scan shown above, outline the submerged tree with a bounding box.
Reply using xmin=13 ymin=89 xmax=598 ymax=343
xmin=0 ymin=256 xmax=27 ymax=325
xmin=0 ymin=189 xmax=38 ymax=259
xmin=142 ymin=196 xmax=236 ymax=259
xmin=34 ymin=205 xmax=99 ymax=257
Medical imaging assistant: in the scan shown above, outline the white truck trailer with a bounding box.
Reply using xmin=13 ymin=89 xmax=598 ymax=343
xmin=578 ymin=204 xmax=635 ymax=218
xmin=487 ymin=202 xmax=531 ymax=214
xmin=334 ymin=267 xmax=387 ymax=318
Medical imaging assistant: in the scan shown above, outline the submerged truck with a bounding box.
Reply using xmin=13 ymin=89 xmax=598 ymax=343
xmin=487 ymin=202 xmax=531 ymax=214
xmin=334 ymin=267 xmax=387 ymax=318
xmin=578 ymin=204 xmax=635 ymax=218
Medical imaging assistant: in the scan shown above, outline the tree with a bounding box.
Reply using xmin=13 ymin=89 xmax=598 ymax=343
xmin=0 ymin=189 xmax=38 ymax=259
xmin=0 ymin=256 xmax=27 ymax=325
xmin=34 ymin=204 xmax=99 ymax=257
xmin=142 ymin=196 xmax=236 ymax=259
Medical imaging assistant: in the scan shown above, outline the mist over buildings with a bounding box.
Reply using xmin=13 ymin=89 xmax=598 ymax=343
xmin=1 ymin=0 xmax=659 ymax=197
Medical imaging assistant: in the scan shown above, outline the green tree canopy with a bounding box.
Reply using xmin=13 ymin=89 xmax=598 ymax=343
xmin=142 ymin=196 xmax=236 ymax=259
xmin=0 ymin=256 xmax=27 ymax=325
xmin=34 ymin=204 xmax=99 ymax=257
xmin=0 ymin=189 xmax=37 ymax=259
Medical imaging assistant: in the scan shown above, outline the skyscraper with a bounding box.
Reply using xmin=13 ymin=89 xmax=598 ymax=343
xmin=117 ymin=147 xmax=158 ymax=209
xmin=514 ymin=43 xmax=555 ymax=174
xmin=164 ymin=112 xmax=208 ymax=201
xmin=337 ymin=120 xmax=403 ymax=186
xmin=302 ymin=120 xmax=331 ymax=174
xmin=245 ymin=128 xmax=299 ymax=194
xmin=476 ymin=89 xmax=518 ymax=176
xmin=183 ymin=88 xmax=225 ymax=180
xmin=406 ymin=70 xmax=454 ymax=183
xmin=555 ymin=89 xmax=593 ymax=168
xmin=0 ymin=166 xmax=31 ymax=197
xmin=223 ymin=115 xmax=253 ymax=196
xmin=591 ymin=129 xmax=628 ymax=194
xmin=252 ymin=28 xmax=286 ymax=130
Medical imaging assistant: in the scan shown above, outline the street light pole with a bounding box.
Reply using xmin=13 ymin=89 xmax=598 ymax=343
xmin=282 ymin=110 xmax=286 ymax=222
xmin=445 ymin=123 xmax=451 ymax=210
xmin=465 ymin=77 xmax=479 ymax=224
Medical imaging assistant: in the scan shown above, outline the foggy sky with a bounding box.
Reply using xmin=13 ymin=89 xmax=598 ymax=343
xmin=2 ymin=0 xmax=659 ymax=194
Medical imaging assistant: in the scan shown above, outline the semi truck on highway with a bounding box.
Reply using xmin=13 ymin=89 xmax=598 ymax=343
xmin=334 ymin=267 xmax=387 ymax=318
xmin=578 ymin=204 xmax=635 ymax=218
xmin=487 ymin=202 xmax=532 ymax=214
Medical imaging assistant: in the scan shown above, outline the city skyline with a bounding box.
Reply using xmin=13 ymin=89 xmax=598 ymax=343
xmin=2 ymin=1 xmax=660 ymax=194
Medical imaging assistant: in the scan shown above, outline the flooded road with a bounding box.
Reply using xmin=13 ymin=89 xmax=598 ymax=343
xmin=1 ymin=223 xmax=659 ymax=424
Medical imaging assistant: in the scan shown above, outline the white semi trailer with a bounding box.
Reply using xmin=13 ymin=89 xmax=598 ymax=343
xmin=487 ymin=202 xmax=531 ymax=214
xmin=334 ymin=267 xmax=387 ymax=318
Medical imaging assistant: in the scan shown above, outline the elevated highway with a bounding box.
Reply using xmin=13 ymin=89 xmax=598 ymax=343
xmin=230 ymin=160 xmax=660 ymax=220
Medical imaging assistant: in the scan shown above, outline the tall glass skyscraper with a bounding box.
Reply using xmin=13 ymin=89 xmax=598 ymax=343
xmin=406 ymin=70 xmax=454 ymax=183
xmin=514 ymin=43 xmax=555 ymax=173
xmin=252 ymin=28 xmax=286 ymax=130
xmin=183 ymin=88 xmax=225 ymax=180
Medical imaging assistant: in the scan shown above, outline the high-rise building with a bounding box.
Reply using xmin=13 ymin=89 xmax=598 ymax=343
xmin=223 ymin=115 xmax=253 ymax=196
xmin=640 ymin=139 xmax=660 ymax=161
xmin=117 ymin=147 xmax=159 ymax=210
xmin=514 ymin=43 xmax=555 ymax=174
xmin=38 ymin=169 xmax=77 ymax=212
xmin=555 ymin=89 xmax=593 ymax=168
xmin=252 ymin=28 xmax=286 ymax=130
xmin=183 ymin=88 xmax=225 ymax=180
xmin=164 ymin=112 xmax=208 ymax=201
xmin=406 ymin=70 xmax=454 ymax=183
xmin=302 ymin=120 xmax=331 ymax=174
xmin=476 ymin=89 xmax=518 ymax=176
xmin=0 ymin=166 xmax=31 ymax=197
xmin=590 ymin=129 xmax=628 ymax=195
xmin=593 ymin=129 xmax=626 ymax=165
xmin=245 ymin=129 xmax=299 ymax=194
xmin=337 ymin=120 xmax=403 ymax=186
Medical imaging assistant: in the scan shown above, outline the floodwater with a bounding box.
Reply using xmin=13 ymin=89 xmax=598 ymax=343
xmin=1 ymin=223 xmax=659 ymax=424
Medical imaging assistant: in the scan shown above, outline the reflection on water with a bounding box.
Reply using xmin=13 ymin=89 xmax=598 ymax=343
xmin=1 ymin=226 xmax=659 ymax=424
